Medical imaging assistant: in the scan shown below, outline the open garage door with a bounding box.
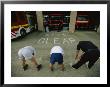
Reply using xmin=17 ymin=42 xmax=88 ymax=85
xmin=75 ymin=11 xmax=100 ymax=31
xmin=43 ymin=11 xmax=70 ymax=32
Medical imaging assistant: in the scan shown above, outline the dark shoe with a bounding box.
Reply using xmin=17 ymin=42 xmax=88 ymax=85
xmin=51 ymin=68 xmax=54 ymax=72
xmin=72 ymin=65 xmax=77 ymax=69
xmin=37 ymin=64 xmax=42 ymax=71
xmin=23 ymin=64 xmax=28 ymax=71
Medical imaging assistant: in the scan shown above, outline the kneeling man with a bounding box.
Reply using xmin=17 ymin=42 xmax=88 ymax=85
xmin=49 ymin=46 xmax=64 ymax=71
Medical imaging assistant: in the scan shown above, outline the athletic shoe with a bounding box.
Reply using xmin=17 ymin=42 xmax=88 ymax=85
xmin=23 ymin=64 xmax=28 ymax=71
xmin=37 ymin=64 xmax=42 ymax=71
xmin=72 ymin=65 xmax=77 ymax=69
xmin=51 ymin=68 xmax=54 ymax=72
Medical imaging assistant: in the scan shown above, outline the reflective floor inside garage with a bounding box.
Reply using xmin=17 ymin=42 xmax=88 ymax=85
xmin=11 ymin=30 xmax=100 ymax=77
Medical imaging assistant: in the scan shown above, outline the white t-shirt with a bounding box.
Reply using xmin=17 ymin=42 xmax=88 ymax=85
xmin=50 ymin=46 xmax=64 ymax=54
xmin=18 ymin=46 xmax=36 ymax=60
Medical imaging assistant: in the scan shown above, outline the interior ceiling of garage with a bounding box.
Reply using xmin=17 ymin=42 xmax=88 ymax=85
xmin=43 ymin=11 xmax=71 ymax=16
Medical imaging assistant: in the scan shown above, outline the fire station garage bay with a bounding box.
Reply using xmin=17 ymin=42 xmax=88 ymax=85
xmin=11 ymin=11 xmax=100 ymax=77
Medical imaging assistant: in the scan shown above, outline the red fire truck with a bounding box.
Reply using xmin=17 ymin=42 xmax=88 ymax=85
xmin=75 ymin=15 xmax=90 ymax=29
xmin=11 ymin=11 xmax=36 ymax=39
xmin=75 ymin=11 xmax=99 ymax=31
xmin=47 ymin=14 xmax=63 ymax=31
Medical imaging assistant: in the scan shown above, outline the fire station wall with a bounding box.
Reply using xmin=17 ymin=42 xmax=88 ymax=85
xmin=69 ymin=11 xmax=77 ymax=33
xmin=36 ymin=11 xmax=44 ymax=31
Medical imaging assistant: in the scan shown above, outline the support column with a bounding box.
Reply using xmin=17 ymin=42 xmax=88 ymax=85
xmin=36 ymin=11 xmax=44 ymax=31
xmin=69 ymin=11 xmax=77 ymax=33
xmin=26 ymin=14 xmax=32 ymax=25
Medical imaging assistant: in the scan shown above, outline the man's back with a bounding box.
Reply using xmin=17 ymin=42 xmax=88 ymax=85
xmin=18 ymin=46 xmax=36 ymax=59
xmin=50 ymin=46 xmax=64 ymax=54
xmin=77 ymin=41 xmax=98 ymax=52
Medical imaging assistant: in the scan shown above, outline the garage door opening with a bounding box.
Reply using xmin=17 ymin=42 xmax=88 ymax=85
xmin=75 ymin=11 xmax=100 ymax=32
xmin=43 ymin=11 xmax=70 ymax=32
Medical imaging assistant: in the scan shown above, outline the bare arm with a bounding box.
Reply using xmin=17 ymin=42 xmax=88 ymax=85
xmin=75 ymin=50 xmax=80 ymax=60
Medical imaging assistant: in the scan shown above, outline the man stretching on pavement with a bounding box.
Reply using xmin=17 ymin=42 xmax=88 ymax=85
xmin=72 ymin=41 xmax=100 ymax=69
xmin=49 ymin=46 xmax=64 ymax=71
xmin=18 ymin=46 xmax=42 ymax=71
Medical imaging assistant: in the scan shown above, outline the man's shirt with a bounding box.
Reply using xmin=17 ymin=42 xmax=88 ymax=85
xmin=77 ymin=41 xmax=98 ymax=52
xmin=18 ymin=46 xmax=36 ymax=59
xmin=50 ymin=46 xmax=64 ymax=55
